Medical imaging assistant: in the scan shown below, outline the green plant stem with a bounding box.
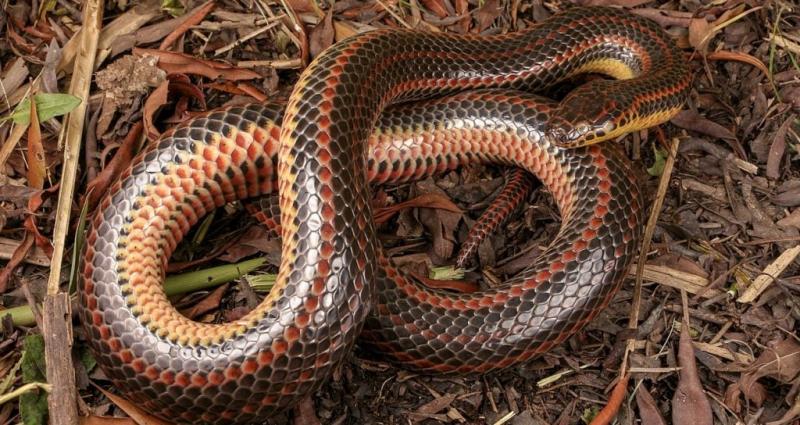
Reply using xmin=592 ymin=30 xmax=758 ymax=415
xmin=2 ymin=257 xmax=269 ymax=327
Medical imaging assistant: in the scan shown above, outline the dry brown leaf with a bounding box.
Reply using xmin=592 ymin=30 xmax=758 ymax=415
xmin=292 ymin=396 xmax=322 ymax=425
xmin=777 ymin=208 xmax=800 ymax=229
xmin=135 ymin=48 xmax=261 ymax=80
xmin=689 ymin=5 xmax=747 ymax=52
xmin=772 ymin=187 xmax=800 ymax=207
xmin=0 ymin=58 xmax=29 ymax=106
xmin=309 ymin=9 xmax=334 ymax=60
xmin=333 ymin=20 xmax=360 ymax=41
xmin=670 ymin=110 xmax=736 ymax=142
xmin=688 ymin=17 xmax=714 ymax=51
xmin=373 ymin=193 xmax=462 ymax=225
xmin=219 ymin=226 xmax=281 ymax=263
xmin=632 ymin=8 xmax=693 ymax=28
xmin=95 ymin=386 xmax=173 ymax=425
xmin=635 ymin=385 xmax=667 ymax=425
xmin=180 ymin=283 xmax=229 ymax=319
xmin=80 ymin=416 xmax=137 ymax=425
xmin=159 ymin=1 xmax=216 ymax=50
xmin=743 ymin=339 xmax=800 ymax=386
xmin=474 ymin=0 xmax=500 ymax=32
xmin=0 ymin=231 xmax=33 ymax=292
xmin=672 ymin=316 xmax=713 ymax=425
xmin=454 ymin=0 xmax=470 ymax=32
xmin=142 ymin=79 xmax=170 ymax=141
xmin=421 ymin=0 xmax=449 ymax=18
xmin=767 ymin=116 xmax=794 ymax=180
xmin=649 ymin=254 xmax=709 ymax=279
xmin=26 ymin=96 xmax=45 ymax=190
xmin=59 ymin=0 xmax=162 ymax=72
xmin=584 ymin=0 xmax=652 ymax=6
xmin=84 ymin=122 xmax=143 ymax=213
xmin=285 ymin=0 xmax=319 ymax=14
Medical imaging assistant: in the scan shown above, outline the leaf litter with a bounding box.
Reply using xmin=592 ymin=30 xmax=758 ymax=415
xmin=0 ymin=0 xmax=799 ymax=424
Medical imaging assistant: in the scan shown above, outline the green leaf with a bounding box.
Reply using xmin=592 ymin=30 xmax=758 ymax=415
xmin=647 ymin=145 xmax=668 ymax=176
xmin=161 ymin=0 xmax=185 ymax=16
xmin=20 ymin=335 xmax=48 ymax=425
xmin=581 ymin=406 xmax=599 ymax=424
xmin=7 ymin=93 xmax=82 ymax=125
xmin=79 ymin=344 xmax=97 ymax=373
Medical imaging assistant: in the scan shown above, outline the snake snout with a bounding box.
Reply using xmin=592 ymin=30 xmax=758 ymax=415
xmin=550 ymin=96 xmax=621 ymax=148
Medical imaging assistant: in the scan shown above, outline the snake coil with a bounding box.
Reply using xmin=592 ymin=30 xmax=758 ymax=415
xmin=80 ymin=6 xmax=689 ymax=423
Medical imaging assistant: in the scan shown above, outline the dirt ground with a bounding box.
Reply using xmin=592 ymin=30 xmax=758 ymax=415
xmin=0 ymin=0 xmax=798 ymax=424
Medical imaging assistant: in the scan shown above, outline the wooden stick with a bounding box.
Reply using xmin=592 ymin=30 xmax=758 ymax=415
xmin=44 ymin=1 xmax=103 ymax=423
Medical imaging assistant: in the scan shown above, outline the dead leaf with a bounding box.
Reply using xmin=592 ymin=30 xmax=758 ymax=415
xmin=284 ymin=0 xmax=319 ymax=14
xmin=159 ymin=1 xmax=216 ymax=50
xmin=309 ymin=9 xmax=334 ymax=60
xmin=649 ymin=255 xmax=709 ymax=279
xmin=583 ymin=0 xmax=652 ymax=6
xmin=94 ymin=386 xmax=173 ymax=425
xmin=672 ymin=314 xmax=713 ymax=425
xmin=777 ymin=208 xmax=800 ymax=229
xmin=766 ymin=394 xmax=800 ymax=425
xmin=180 ymin=283 xmax=229 ymax=319
xmin=772 ymin=187 xmax=800 ymax=207
xmin=135 ymin=48 xmax=261 ymax=81
xmin=374 ymin=193 xmax=462 ymax=225
xmin=688 ymin=5 xmax=747 ymax=53
xmin=292 ymin=396 xmax=322 ymax=425
xmin=0 ymin=58 xmax=29 ymax=105
xmin=474 ymin=0 xmax=500 ymax=32
xmin=670 ymin=110 xmax=737 ymax=142
xmin=219 ymin=226 xmax=281 ymax=264
xmin=670 ymin=110 xmax=744 ymax=158
xmin=742 ymin=339 xmax=800 ymax=386
xmin=0 ymin=232 xmax=33 ymax=292
xmin=26 ymin=97 xmax=45 ymax=189
xmin=84 ymin=122 xmax=143 ymax=213
xmin=688 ymin=17 xmax=714 ymax=51
xmin=142 ymin=79 xmax=170 ymax=141
xmin=635 ymin=385 xmax=667 ymax=425
xmin=632 ymin=8 xmax=693 ymax=28
xmin=421 ymin=0 xmax=449 ymax=19
xmin=767 ymin=116 xmax=794 ymax=180
xmin=80 ymin=416 xmax=136 ymax=425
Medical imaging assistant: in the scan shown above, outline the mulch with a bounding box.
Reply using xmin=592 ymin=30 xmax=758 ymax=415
xmin=0 ymin=0 xmax=798 ymax=424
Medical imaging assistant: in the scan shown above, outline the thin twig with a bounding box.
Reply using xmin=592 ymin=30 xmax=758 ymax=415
xmin=622 ymin=136 xmax=681 ymax=376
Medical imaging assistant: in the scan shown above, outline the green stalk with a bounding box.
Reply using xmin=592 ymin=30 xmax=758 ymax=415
xmin=2 ymin=257 xmax=270 ymax=327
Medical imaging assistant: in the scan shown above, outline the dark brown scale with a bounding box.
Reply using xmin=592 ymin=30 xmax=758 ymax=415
xmin=80 ymin=6 xmax=689 ymax=424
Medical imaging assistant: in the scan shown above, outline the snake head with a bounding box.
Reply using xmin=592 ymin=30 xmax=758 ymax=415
xmin=548 ymin=87 xmax=624 ymax=149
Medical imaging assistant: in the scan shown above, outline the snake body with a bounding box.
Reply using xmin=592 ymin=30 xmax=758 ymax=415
xmin=80 ymin=6 xmax=690 ymax=423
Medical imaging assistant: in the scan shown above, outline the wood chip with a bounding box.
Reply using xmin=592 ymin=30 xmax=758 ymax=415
xmin=737 ymin=245 xmax=800 ymax=303
xmin=628 ymin=264 xmax=722 ymax=298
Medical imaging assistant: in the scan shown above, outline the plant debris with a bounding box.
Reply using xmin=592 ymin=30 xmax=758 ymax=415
xmin=0 ymin=0 xmax=799 ymax=424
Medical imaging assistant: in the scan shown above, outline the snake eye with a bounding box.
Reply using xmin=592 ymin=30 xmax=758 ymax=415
xmin=572 ymin=122 xmax=591 ymax=140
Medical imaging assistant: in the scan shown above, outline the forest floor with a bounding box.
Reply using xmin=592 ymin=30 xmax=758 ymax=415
xmin=0 ymin=0 xmax=799 ymax=424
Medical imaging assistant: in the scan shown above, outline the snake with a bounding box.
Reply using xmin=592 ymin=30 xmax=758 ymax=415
xmin=79 ymin=6 xmax=691 ymax=424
